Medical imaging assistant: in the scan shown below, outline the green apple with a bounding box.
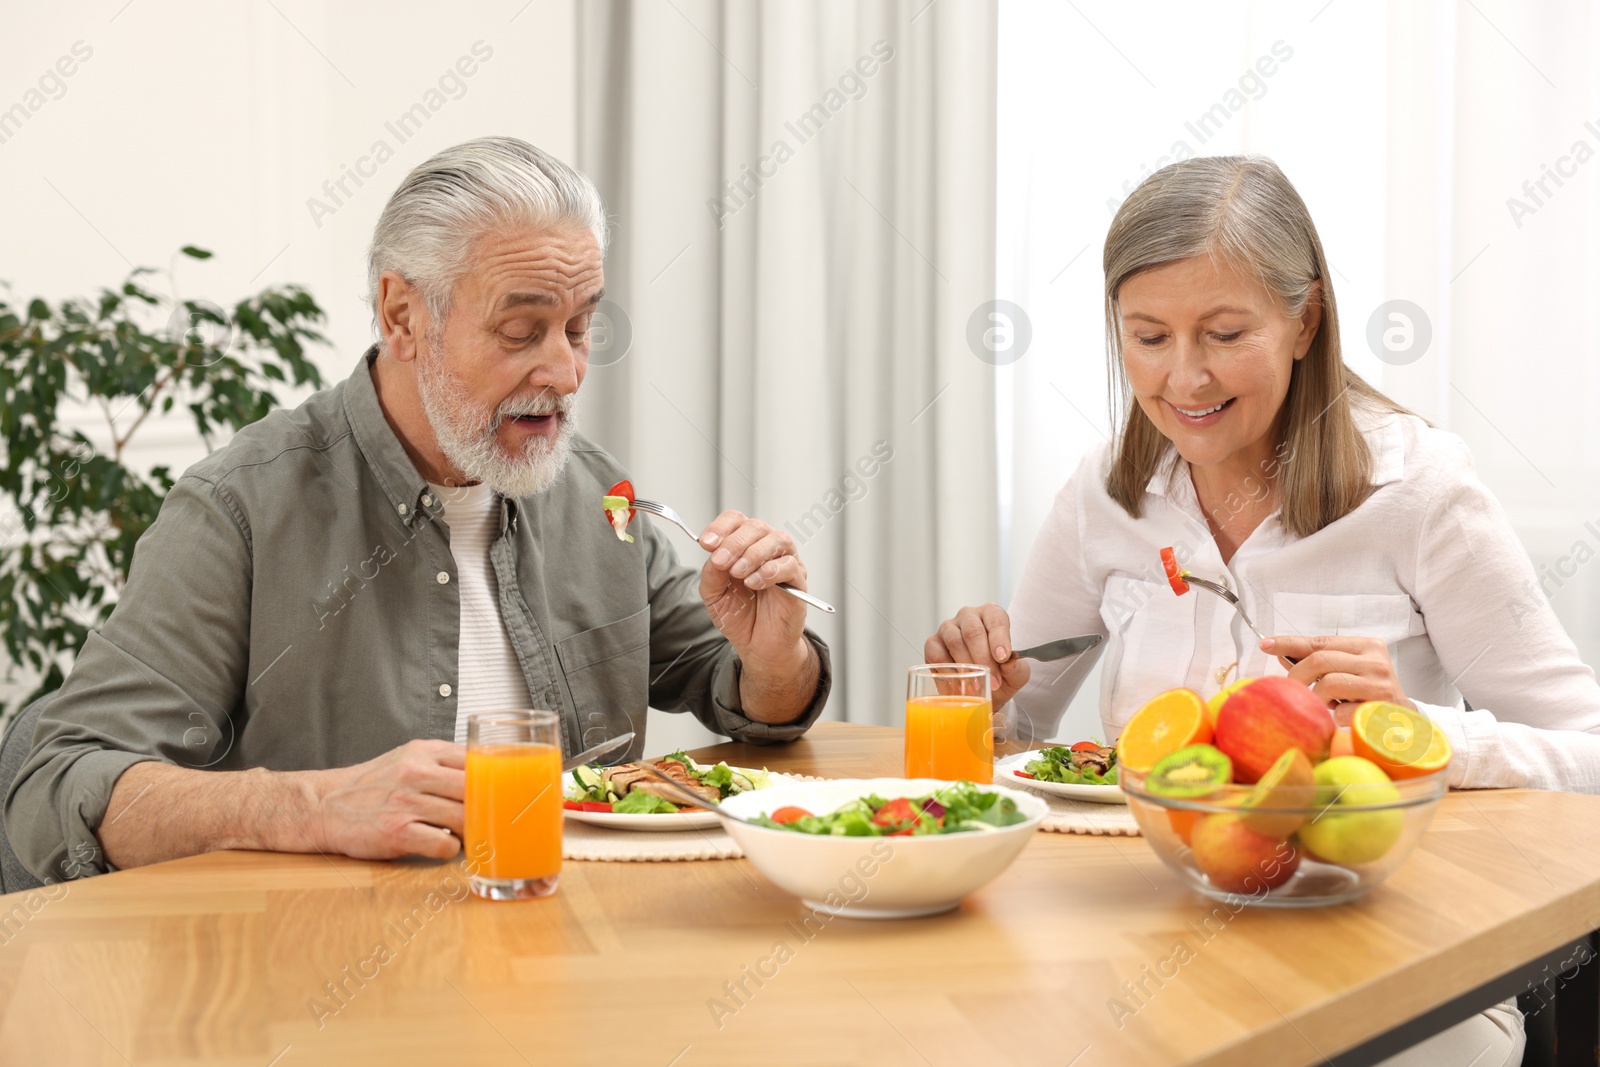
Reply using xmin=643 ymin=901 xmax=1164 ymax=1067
xmin=1294 ymin=756 xmax=1403 ymax=866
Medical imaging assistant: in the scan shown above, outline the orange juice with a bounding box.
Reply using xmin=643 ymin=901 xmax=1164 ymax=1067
xmin=905 ymin=695 xmax=994 ymax=782
xmin=465 ymin=742 xmax=562 ymax=881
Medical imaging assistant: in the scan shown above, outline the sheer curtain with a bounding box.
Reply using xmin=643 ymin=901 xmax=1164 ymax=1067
xmin=998 ymin=0 xmax=1600 ymax=743
xmin=575 ymin=0 xmax=999 ymax=744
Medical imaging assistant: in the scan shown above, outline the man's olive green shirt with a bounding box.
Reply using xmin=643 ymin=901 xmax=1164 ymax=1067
xmin=4 ymin=352 xmax=830 ymax=881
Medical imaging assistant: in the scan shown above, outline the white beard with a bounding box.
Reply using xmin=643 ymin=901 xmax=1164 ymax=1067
xmin=416 ymin=338 xmax=577 ymax=498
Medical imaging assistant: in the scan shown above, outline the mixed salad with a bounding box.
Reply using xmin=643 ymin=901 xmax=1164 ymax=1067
xmin=1016 ymin=741 xmax=1118 ymax=786
xmin=753 ymin=782 xmax=1028 ymax=836
xmin=563 ymin=750 xmax=772 ymax=815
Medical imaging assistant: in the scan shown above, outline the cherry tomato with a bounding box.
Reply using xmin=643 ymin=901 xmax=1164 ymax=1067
xmin=871 ymin=797 xmax=917 ymax=828
xmin=603 ymin=479 xmax=637 ymax=531
xmin=1070 ymin=741 xmax=1103 ymax=752
xmin=1160 ymin=546 xmax=1190 ymax=596
xmin=769 ymin=806 xmax=812 ymax=825
xmin=580 ymin=801 xmax=613 ymax=813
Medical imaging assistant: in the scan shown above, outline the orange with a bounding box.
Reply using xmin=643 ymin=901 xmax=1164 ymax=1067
xmin=1205 ymin=676 xmax=1255 ymax=728
xmin=1170 ymin=792 xmax=1241 ymax=846
xmin=1168 ymin=807 xmax=1201 ymax=845
xmin=1350 ymin=701 xmax=1452 ymax=779
xmin=1118 ymin=688 xmax=1211 ymax=773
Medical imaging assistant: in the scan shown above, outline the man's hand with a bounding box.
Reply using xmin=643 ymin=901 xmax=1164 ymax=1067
xmin=697 ymin=510 xmax=809 ymax=665
xmin=925 ymin=603 xmax=1031 ymax=709
xmin=312 ymin=739 xmax=465 ymax=861
xmin=696 ymin=510 xmax=818 ymax=724
xmin=98 ymin=738 xmax=468 ymax=872
xmin=1262 ymin=635 xmax=1414 ymax=725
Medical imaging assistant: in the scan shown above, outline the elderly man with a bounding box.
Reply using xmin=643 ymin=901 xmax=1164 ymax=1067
xmin=4 ymin=137 xmax=829 ymax=882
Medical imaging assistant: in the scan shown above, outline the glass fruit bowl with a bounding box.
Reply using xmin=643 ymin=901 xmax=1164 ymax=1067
xmin=1121 ymin=764 xmax=1449 ymax=907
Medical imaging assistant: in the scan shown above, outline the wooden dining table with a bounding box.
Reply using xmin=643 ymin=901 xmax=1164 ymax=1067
xmin=1 ymin=720 xmax=1598 ymax=1066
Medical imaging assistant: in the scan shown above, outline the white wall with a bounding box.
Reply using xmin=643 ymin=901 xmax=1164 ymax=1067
xmin=0 ymin=0 xmax=720 ymax=753
xmin=3 ymin=0 xmax=575 ymax=401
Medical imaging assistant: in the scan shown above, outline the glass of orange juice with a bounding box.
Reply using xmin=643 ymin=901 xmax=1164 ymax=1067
xmin=905 ymin=664 xmax=993 ymax=783
xmin=465 ymin=710 xmax=562 ymax=900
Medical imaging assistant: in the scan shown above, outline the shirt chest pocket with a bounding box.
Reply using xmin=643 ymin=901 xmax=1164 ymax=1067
xmin=554 ymin=606 xmax=651 ymax=747
xmin=1269 ymin=593 xmax=1422 ymax=649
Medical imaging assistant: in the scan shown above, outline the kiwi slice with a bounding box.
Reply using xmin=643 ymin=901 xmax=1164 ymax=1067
xmin=1147 ymin=744 xmax=1232 ymax=799
xmin=1239 ymin=748 xmax=1316 ymax=838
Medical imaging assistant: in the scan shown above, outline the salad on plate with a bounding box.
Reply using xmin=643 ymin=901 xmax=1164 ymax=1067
xmin=564 ymin=751 xmax=772 ymax=815
xmin=1015 ymin=741 xmax=1118 ymax=786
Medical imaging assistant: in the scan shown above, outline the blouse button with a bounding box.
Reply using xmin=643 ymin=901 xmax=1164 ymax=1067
xmin=397 ymin=503 xmax=408 ymax=515
xmin=438 ymin=683 xmax=452 ymax=697
xmin=436 ymin=571 xmax=450 ymax=584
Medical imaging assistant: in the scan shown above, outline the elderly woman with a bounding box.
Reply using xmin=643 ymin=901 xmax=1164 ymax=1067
xmin=928 ymin=156 xmax=1600 ymax=1067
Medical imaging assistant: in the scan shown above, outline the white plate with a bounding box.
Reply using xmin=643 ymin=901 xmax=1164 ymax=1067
xmin=995 ymin=751 xmax=1126 ymax=805
xmin=563 ymin=808 xmax=721 ymax=831
xmin=563 ymin=769 xmax=795 ymax=831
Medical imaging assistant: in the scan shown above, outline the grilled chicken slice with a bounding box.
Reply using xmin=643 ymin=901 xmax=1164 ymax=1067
xmin=1067 ymin=745 xmax=1115 ymax=777
xmin=603 ymin=759 xmax=720 ymax=805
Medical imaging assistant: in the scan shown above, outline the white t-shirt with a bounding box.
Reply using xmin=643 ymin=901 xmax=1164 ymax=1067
xmin=1008 ymin=409 xmax=1600 ymax=793
xmin=429 ymin=481 xmax=535 ymax=743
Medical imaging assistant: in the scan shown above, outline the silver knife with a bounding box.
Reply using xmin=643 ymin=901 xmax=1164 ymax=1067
xmin=561 ymin=731 xmax=635 ymax=772
xmin=1005 ymin=634 xmax=1102 ymax=663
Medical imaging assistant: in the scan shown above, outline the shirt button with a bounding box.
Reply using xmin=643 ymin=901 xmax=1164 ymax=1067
xmin=397 ymin=503 xmax=408 ymax=515
xmin=436 ymin=571 xmax=450 ymax=584
xmin=422 ymin=494 xmax=435 ymax=507
xmin=438 ymin=683 xmax=452 ymax=697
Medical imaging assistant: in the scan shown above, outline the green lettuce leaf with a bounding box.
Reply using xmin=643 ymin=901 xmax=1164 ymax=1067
xmin=613 ymin=791 xmax=680 ymax=814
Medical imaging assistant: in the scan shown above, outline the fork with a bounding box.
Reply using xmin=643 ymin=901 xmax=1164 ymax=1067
xmin=1179 ymin=574 xmax=1299 ymax=666
xmin=634 ymin=761 xmax=763 ymax=826
xmin=630 ymin=497 xmax=837 ymax=614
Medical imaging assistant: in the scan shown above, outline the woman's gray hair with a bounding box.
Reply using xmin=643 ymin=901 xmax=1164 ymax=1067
xmin=1101 ymin=154 xmax=1414 ymax=537
xmin=1103 ymin=154 xmax=1319 ymax=321
xmin=367 ymin=136 xmax=608 ymax=333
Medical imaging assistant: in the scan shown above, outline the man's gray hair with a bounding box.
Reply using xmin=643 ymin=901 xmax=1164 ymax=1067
xmin=367 ymin=136 xmax=608 ymax=333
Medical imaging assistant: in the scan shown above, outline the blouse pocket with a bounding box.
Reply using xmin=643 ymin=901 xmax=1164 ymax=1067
xmin=554 ymin=606 xmax=651 ymax=748
xmin=1099 ymin=575 xmax=1199 ymax=729
xmin=1269 ymin=592 xmax=1422 ymax=650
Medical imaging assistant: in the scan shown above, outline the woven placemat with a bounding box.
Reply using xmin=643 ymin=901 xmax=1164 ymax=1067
xmin=563 ymin=820 xmax=744 ymax=862
xmin=1010 ymin=782 xmax=1142 ymax=836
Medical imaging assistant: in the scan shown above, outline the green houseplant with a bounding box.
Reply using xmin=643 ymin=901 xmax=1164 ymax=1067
xmin=0 ymin=247 xmax=328 ymax=714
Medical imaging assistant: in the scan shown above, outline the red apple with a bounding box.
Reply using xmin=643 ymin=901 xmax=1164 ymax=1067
xmin=1189 ymin=812 xmax=1301 ymax=894
xmin=1213 ymin=677 xmax=1335 ymax=785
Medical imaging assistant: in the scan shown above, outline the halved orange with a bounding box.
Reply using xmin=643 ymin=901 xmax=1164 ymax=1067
xmin=1118 ymin=688 xmax=1212 ymax=772
xmin=1351 ymin=701 xmax=1452 ymax=779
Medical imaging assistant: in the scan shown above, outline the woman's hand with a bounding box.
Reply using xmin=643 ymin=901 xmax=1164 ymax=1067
xmin=1261 ymin=635 xmax=1415 ymax=725
xmin=925 ymin=604 xmax=1031 ymax=708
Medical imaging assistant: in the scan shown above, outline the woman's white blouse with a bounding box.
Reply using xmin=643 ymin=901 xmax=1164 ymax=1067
xmin=1008 ymin=410 xmax=1600 ymax=793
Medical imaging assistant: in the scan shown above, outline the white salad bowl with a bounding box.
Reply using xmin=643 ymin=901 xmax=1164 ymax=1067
xmin=717 ymin=777 xmax=1047 ymax=919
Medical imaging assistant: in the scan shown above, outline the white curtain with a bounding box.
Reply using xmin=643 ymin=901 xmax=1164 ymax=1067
xmin=576 ymin=0 xmax=1000 ymax=740
xmin=999 ymin=0 xmax=1600 ymax=743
